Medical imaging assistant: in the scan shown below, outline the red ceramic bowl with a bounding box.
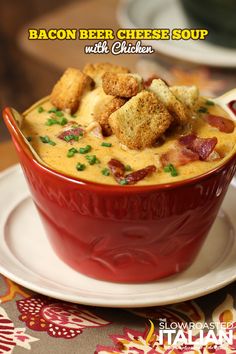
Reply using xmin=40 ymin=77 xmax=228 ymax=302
xmin=2 ymin=94 xmax=236 ymax=283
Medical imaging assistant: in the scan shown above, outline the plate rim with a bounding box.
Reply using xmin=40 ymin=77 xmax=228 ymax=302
xmin=117 ymin=0 xmax=236 ymax=68
xmin=0 ymin=164 xmax=235 ymax=308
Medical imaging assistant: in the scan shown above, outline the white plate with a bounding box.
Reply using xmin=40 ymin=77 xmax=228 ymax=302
xmin=118 ymin=0 xmax=236 ymax=68
xmin=0 ymin=165 xmax=236 ymax=308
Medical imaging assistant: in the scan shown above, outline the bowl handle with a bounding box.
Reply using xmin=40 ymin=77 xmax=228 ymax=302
xmin=213 ymin=88 xmax=236 ymax=120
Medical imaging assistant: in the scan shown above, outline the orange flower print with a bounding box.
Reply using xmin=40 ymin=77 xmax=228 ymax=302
xmin=0 ymin=277 xmax=30 ymax=304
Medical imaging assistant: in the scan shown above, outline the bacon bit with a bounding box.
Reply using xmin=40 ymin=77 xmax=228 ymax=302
xmin=160 ymin=144 xmax=199 ymax=167
xmin=178 ymin=134 xmax=197 ymax=146
xmin=179 ymin=134 xmax=218 ymax=160
xmin=58 ymin=122 xmax=84 ymax=141
xmin=144 ymin=75 xmax=169 ymax=88
xmin=204 ymin=114 xmax=235 ymax=133
xmin=228 ymin=100 xmax=236 ymax=116
xmin=108 ymin=159 xmax=125 ymax=179
xmin=125 ymin=165 xmax=156 ymax=185
xmin=107 ymin=159 xmax=156 ymax=185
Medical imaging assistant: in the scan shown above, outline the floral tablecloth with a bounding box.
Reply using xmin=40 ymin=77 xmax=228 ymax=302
xmin=5 ymin=6 xmax=236 ymax=351
xmin=0 ymin=274 xmax=235 ymax=354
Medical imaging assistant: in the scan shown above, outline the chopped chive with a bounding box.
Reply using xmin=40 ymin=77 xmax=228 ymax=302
xmin=205 ymin=100 xmax=215 ymax=106
xmin=46 ymin=118 xmax=58 ymax=126
xmin=197 ymin=106 xmax=208 ymax=113
xmin=40 ymin=136 xmax=56 ymax=146
xmin=46 ymin=117 xmax=68 ymax=126
xmin=48 ymin=140 xmax=56 ymax=146
xmin=164 ymin=163 xmax=178 ymax=177
xmin=79 ymin=145 xmax=91 ymax=154
xmin=48 ymin=107 xmax=58 ymax=113
xmin=125 ymin=165 xmax=132 ymax=171
xmin=119 ymin=179 xmax=128 ymax=185
xmin=64 ymin=134 xmax=79 ymax=142
xmin=58 ymin=117 xmax=68 ymax=126
xmin=102 ymin=168 xmax=110 ymax=176
xmin=76 ymin=162 xmax=86 ymax=171
xmin=101 ymin=142 xmax=112 ymax=147
xmin=85 ymin=155 xmax=100 ymax=165
xmin=67 ymin=147 xmax=78 ymax=157
xmin=37 ymin=106 xmax=44 ymax=113
xmin=26 ymin=136 xmax=32 ymax=142
xmin=55 ymin=111 xmax=64 ymax=117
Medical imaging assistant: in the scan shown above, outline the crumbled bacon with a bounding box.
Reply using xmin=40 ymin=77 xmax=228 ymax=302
xmin=178 ymin=134 xmax=197 ymax=147
xmin=125 ymin=165 xmax=156 ymax=185
xmin=204 ymin=114 xmax=235 ymax=133
xmin=107 ymin=159 xmax=156 ymax=185
xmin=58 ymin=122 xmax=84 ymax=141
xmin=108 ymin=159 xmax=125 ymax=179
xmin=160 ymin=143 xmax=199 ymax=167
xmin=179 ymin=134 xmax=218 ymax=160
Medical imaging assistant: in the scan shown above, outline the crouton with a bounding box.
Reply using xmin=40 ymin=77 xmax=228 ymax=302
xmin=51 ymin=68 xmax=93 ymax=114
xmin=109 ymin=91 xmax=172 ymax=150
xmin=102 ymin=73 xmax=143 ymax=98
xmin=94 ymin=97 xmax=126 ymax=136
xmin=149 ymin=79 xmax=191 ymax=124
xmin=83 ymin=62 xmax=130 ymax=86
xmin=170 ymin=85 xmax=199 ymax=109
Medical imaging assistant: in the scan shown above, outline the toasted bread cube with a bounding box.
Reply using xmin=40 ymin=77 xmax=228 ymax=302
xmin=149 ymin=79 xmax=191 ymax=124
xmin=83 ymin=62 xmax=130 ymax=87
xmin=102 ymin=73 xmax=143 ymax=98
xmin=94 ymin=97 xmax=126 ymax=136
xmin=109 ymin=91 xmax=172 ymax=150
xmin=50 ymin=68 xmax=93 ymax=114
xmin=170 ymin=85 xmax=199 ymax=108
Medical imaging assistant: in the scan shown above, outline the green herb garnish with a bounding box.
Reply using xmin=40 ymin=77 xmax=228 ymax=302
xmin=125 ymin=165 xmax=132 ymax=171
xmin=58 ymin=117 xmax=68 ymax=126
xmin=101 ymin=142 xmax=112 ymax=147
xmin=48 ymin=107 xmax=58 ymax=113
xmin=85 ymin=155 xmax=100 ymax=165
xmin=55 ymin=110 xmax=64 ymax=117
xmin=37 ymin=106 xmax=44 ymax=113
xmin=76 ymin=162 xmax=86 ymax=171
xmin=119 ymin=179 xmax=128 ymax=185
xmin=46 ymin=118 xmax=58 ymax=126
xmin=101 ymin=168 xmax=110 ymax=176
xmin=40 ymin=136 xmax=56 ymax=146
xmin=72 ymin=114 xmax=77 ymax=118
xmin=164 ymin=164 xmax=178 ymax=177
xmin=205 ymin=100 xmax=215 ymax=106
xmin=64 ymin=134 xmax=79 ymax=142
xmin=67 ymin=147 xmax=78 ymax=157
xmin=197 ymin=106 xmax=208 ymax=113
xmin=46 ymin=117 xmax=68 ymax=126
xmin=79 ymin=145 xmax=91 ymax=154
xmin=26 ymin=136 xmax=32 ymax=142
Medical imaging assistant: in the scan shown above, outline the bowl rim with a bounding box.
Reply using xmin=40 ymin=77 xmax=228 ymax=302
xmin=3 ymin=106 xmax=236 ymax=193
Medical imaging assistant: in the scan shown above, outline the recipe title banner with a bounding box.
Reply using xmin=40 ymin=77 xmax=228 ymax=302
xmin=28 ymin=28 xmax=208 ymax=55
